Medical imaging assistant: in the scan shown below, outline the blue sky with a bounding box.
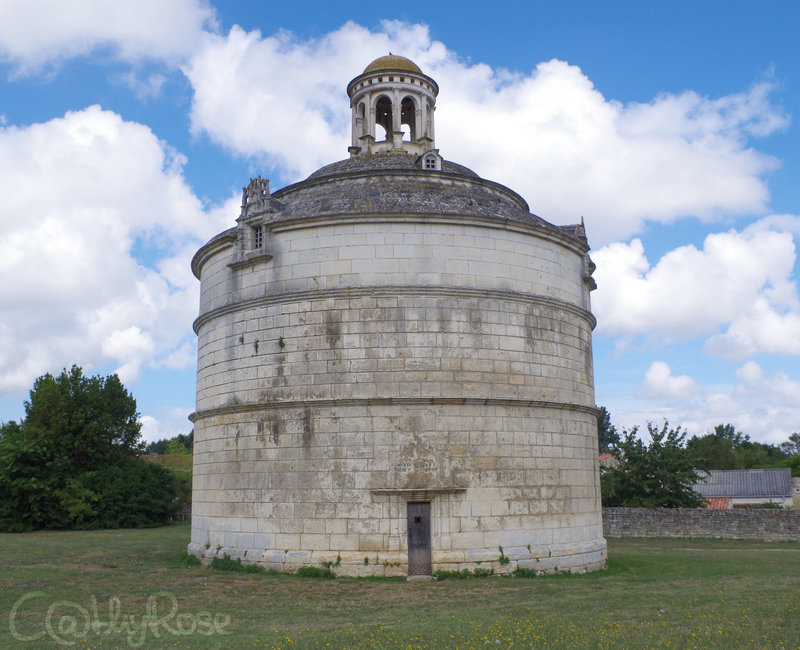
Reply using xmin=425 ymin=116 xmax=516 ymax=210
xmin=1 ymin=1 xmax=798 ymax=444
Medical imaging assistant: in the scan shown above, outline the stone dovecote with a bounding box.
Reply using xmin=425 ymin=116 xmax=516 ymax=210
xmin=188 ymin=56 xmax=606 ymax=577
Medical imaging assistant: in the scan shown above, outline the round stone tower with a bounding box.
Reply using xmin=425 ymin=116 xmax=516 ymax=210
xmin=189 ymin=55 xmax=606 ymax=577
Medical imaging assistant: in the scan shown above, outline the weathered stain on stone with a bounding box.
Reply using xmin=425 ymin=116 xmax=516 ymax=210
xmin=256 ymin=419 xmax=268 ymax=446
xmin=261 ymin=413 xmax=283 ymax=446
xmin=324 ymin=311 xmax=341 ymax=348
xmin=467 ymin=304 xmax=482 ymax=333
xmin=583 ymin=342 xmax=594 ymax=383
xmin=524 ymin=312 xmax=539 ymax=348
xmin=272 ymin=351 xmax=287 ymax=387
xmin=302 ymin=407 xmax=314 ymax=447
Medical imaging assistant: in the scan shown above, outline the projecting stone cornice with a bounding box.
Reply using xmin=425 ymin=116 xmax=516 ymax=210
xmin=189 ymin=396 xmax=601 ymax=423
xmin=191 ymin=227 xmax=236 ymax=279
xmin=192 ymin=284 xmax=597 ymax=334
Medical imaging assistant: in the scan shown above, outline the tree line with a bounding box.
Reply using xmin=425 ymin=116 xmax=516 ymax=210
xmin=144 ymin=431 xmax=193 ymax=455
xmin=598 ymin=406 xmax=800 ymax=508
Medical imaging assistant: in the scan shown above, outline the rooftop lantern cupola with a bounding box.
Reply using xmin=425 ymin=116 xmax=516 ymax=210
xmin=347 ymin=54 xmax=440 ymax=167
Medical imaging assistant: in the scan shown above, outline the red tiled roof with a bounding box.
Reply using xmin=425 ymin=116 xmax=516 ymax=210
xmin=705 ymin=497 xmax=731 ymax=510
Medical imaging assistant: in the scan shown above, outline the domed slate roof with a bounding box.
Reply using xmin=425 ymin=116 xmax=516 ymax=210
xmin=267 ymin=154 xmax=584 ymax=243
xmin=306 ymin=153 xmax=479 ymax=180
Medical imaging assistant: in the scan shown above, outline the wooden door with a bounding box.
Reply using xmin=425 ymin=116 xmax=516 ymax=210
xmin=407 ymin=501 xmax=431 ymax=575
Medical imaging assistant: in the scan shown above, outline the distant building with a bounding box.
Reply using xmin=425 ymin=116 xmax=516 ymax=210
xmin=598 ymin=452 xmax=618 ymax=469
xmin=695 ymin=469 xmax=793 ymax=509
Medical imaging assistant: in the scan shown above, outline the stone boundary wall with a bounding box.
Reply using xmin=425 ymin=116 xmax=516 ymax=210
xmin=603 ymin=507 xmax=800 ymax=542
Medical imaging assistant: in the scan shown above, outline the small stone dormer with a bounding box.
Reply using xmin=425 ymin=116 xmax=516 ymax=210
xmin=347 ymin=55 xmax=438 ymax=158
xmin=417 ymin=150 xmax=442 ymax=171
xmin=229 ymin=176 xmax=283 ymax=268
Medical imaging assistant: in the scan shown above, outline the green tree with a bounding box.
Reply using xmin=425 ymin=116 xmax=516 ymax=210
xmin=779 ymin=433 xmax=800 ymax=457
xmin=597 ymin=406 xmax=620 ymax=453
xmin=601 ymin=421 xmax=706 ymax=508
xmin=165 ymin=439 xmax=190 ymax=455
xmin=688 ymin=424 xmax=788 ymax=469
xmin=145 ymin=431 xmax=193 ymax=455
xmin=145 ymin=438 xmax=169 ymax=454
xmin=777 ymin=454 xmax=800 ymax=477
xmin=0 ymin=365 xmax=178 ymax=531
xmin=21 ymin=365 xmax=143 ymax=471
xmin=686 ymin=424 xmax=740 ymax=469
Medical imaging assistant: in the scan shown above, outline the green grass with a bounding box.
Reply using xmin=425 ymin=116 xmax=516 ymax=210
xmin=211 ymin=554 xmax=268 ymax=573
xmin=296 ymin=565 xmax=335 ymax=579
xmin=2 ymin=524 xmax=799 ymax=648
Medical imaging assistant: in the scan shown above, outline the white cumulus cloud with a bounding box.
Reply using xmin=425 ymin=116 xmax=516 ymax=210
xmin=437 ymin=63 xmax=785 ymax=243
xmin=705 ymin=299 xmax=800 ymax=360
xmin=0 ymin=0 xmax=217 ymax=74
xmin=0 ymin=106 xmax=230 ymax=395
xmin=610 ymin=361 xmax=800 ymax=444
xmin=642 ymin=361 xmax=702 ymax=400
xmin=592 ymin=219 xmax=800 ymax=359
xmin=735 ymin=361 xmax=800 ymax=405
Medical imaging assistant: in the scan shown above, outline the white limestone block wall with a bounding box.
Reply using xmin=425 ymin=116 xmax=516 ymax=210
xmin=197 ymin=218 xmax=591 ymax=317
xmin=189 ymin=210 xmax=606 ymax=576
xmin=189 ymin=403 xmax=604 ymax=576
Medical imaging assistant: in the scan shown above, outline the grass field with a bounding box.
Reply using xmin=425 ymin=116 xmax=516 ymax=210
xmin=2 ymin=524 xmax=799 ymax=649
